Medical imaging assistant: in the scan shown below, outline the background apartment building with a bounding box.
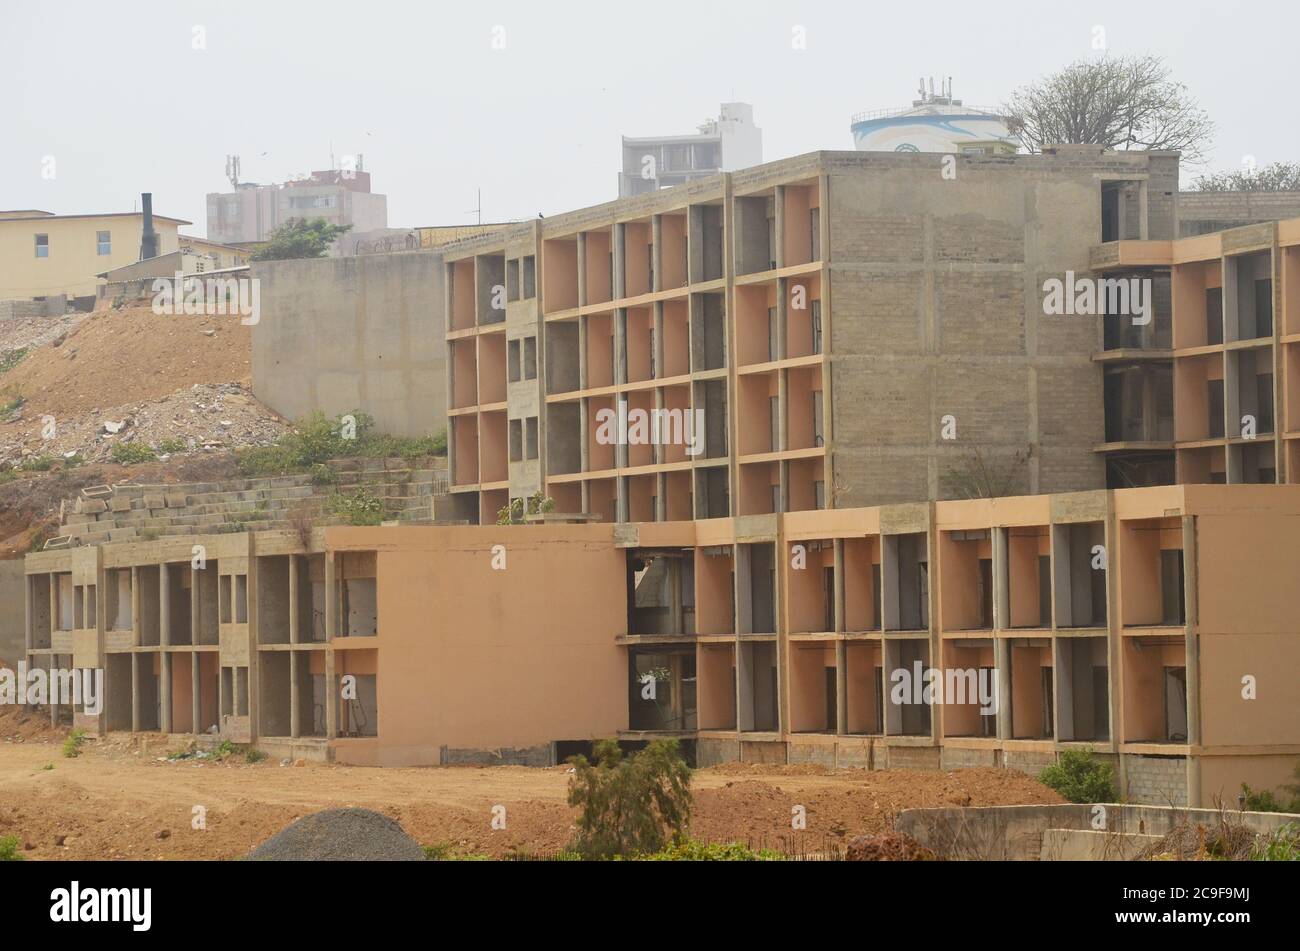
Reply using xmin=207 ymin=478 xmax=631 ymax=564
xmin=206 ymin=166 xmax=388 ymax=245
xmin=442 ymin=147 xmax=1180 ymax=527
xmin=619 ymin=102 xmax=763 ymax=198
xmin=1092 ymin=216 xmax=1300 ymax=488
xmin=0 ymin=208 xmax=189 ymax=305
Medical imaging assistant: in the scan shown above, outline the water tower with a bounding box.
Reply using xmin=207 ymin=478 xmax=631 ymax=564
xmin=850 ymin=78 xmax=1016 ymax=154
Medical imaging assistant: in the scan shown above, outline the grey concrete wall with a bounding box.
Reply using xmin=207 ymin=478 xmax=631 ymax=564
xmin=1179 ymin=190 xmax=1300 ymax=237
xmin=824 ymin=150 xmax=1174 ymax=506
xmin=251 ymin=251 xmax=446 ymax=437
xmin=0 ymin=560 xmax=25 ymax=664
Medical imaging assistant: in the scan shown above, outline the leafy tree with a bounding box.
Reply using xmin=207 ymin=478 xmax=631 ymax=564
xmin=1003 ymin=55 xmax=1213 ymax=162
xmin=1038 ymin=748 xmax=1118 ymax=803
xmin=567 ymin=739 xmax=692 ymax=858
xmin=1192 ymin=161 xmax=1300 ymax=193
xmin=251 ymin=217 xmax=352 ymax=261
xmin=496 ymin=491 xmax=556 ymax=525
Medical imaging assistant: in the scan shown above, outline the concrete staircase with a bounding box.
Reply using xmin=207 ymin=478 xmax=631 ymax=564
xmin=47 ymin=457 xmax=450 ymax=549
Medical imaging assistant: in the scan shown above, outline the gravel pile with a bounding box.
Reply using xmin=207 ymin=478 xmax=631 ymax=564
xmin=246 ymin=808 xmax=426 ymax=861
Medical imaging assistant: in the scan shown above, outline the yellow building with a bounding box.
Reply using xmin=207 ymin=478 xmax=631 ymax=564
xmin=0 ymin=209 xmax=190 ymax=302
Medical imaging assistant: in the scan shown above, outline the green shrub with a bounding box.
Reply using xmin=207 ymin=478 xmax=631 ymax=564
xmin=1252 ymin=823 xmax=1300 ymax=861
xmin=326 ymin=487 xmax=387 ymax=526
xmin=0 ymin=347 xmax=28 ymax=374
xmin=0 ymin=835 xmax=23 ymax=861
xmin=62 ymin=728 xmax=87 ymax=758
xmin=497 ymin=491 xmax=557 ymax=525
xmin=567 ymin=739 xmax=692 ymax=859
xmin=1240 ymin=763 xmax=1300 ymax=813
xmin=641 ymin=839 xmax=779 ymax=861
xmin=308 ymin=463 xmax=338 ymax=486
xmin=20 ymin=455 xmax=56 ymax=472
xmin=157 ymin=437 xmax=188 ymax=454
xmin=110 ymin=442 xmax=156 ymax=465
xmin=237 ymin=411 xmax=444 ymax=476
xmin=422 ymin=842 xmax=492 ymax=861
xmin=1038 ymin=748 xmax=1117 ymax=804
xmin=245 ymin=748 xmax=268 ymax=764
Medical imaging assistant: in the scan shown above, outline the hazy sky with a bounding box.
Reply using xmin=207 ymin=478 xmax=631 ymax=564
xmin=3 ymin=0 xmax=1297 ymax=236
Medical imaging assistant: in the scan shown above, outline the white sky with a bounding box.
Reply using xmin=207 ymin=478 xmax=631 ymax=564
xmin=2 ymin=0 xmax=1297 ymax=236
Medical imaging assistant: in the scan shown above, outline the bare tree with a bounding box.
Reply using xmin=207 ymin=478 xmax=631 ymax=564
xmin=1193 ymin=161 xmax=1300 ymax=192
xmin=1003 ymin=55 xmax=1214 ymax=163
xmin=940 ymin=447 xmax=1028 ymax=500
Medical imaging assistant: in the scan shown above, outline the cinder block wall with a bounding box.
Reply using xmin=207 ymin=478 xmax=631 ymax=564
xmin=824 ymin=150 xmax=1168 ymax=506
xmin=251 ymin=251 xmax=446 ymax=437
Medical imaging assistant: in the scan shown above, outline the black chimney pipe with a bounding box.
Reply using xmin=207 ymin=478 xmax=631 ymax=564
xmin=139 ymin=192 xmax=158 ymax=260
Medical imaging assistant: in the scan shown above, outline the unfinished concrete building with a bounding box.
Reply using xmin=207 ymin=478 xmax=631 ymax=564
xmin=441 ymin=147 xmax=1180 ymax=525
xmin=23 ymin=484 xmax=1300 ymax=805
xmin=1092 ymin=216 xmax=1300 ymax=487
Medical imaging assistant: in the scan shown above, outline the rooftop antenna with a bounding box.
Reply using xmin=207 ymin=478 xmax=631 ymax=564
xmin=465 ymin=188 xmax=482 ymax=225
xmin=225 ymin=154 xmax=240 ymax=188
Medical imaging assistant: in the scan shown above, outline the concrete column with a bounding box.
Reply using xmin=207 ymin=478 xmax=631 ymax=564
xmin=191 ymin=653 xmax=200 ymax=736
xmin=655 ymin=473 xmax=667 ymax=523
xmin=324 ymin=552 xmax=337 ymax=739
xmin=131 ymin=653 xmax=141 ymax=733
xmin=652 ymin=301 xmax=664 ymax=381
xmin=774 ymin=186 xmax=786 ymax=270
xmin=612 ymin=224 xmax=626 ymax=300
xmin=290 ymin=651 xmax=301 ymax=739
xmin=995 ymin=636 xmax=1012 ymax=741
xmin=159 ymin=562 xmax=170 ymax=648
xmin=160 ymin=652 xmax=172 ymax=734
xmin=992 ymin=527 xmax=1009 ymax=631
xmin=651 ymin=216 xmax=663 ymax=293
xmin=576 ymin=233 xmax=588 ymax=308
xmin=288 ymin=554 xmax=299 ymax=645
xmin=130 ymin=566 xmax=140 ymax=645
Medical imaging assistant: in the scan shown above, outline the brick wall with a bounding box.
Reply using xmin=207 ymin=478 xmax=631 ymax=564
xmin=1125 ymin=754 xmax=1189 ymax=806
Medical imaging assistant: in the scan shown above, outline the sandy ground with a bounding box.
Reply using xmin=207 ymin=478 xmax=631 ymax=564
xmin=0 ymin=729 xmax=1063 ymax=860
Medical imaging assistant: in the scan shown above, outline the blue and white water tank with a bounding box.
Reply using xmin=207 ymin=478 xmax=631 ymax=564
xmin=851 ymin=79 xmax=1017 ymax=154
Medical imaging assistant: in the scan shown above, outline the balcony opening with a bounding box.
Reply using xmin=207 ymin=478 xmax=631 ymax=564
xmin=1009 ymin=638 xmax=1054 ymax=739
xmin=885 ymin=638 xmax=931 ymax=736
xmin=1056 ymin=636 xmax=1110 ymax=742
xmin=476 ymin=254 xmax=506 ymax=325
xmin=787 ymin=539 xmax=833 ymax=634
xmin=584 ymin=229 xmax=613 ymax=305
xmin=939 ymin=529 xmax=992 ymax=632
xmin=737 ymin=640 xmax=778 ymax=732
xmin=941 ymin=639 xmax=996 ymax=739
xmin=735 ymin=194 xmax=774 ymax=275
xmin=688 ymin=204 xmax=724 ymax=283
xmin=737 ymin=542 xmax=776 ymax=635
xmin=698 ymin=643 xmax=737 ymax=730
xmin=542 ymin=237 xmax=578 ymax=312
xmin=1119 ymin=517 xmax=1184 ymax=628
xmin=256 ymin=556 xmax=291 ymax=645
xmin=884 ymin=532 xmax=929 ymax=632
xmin=690 ymin=292 xmax=726 ymax=371
xmin=789 ymin=642 xmax=836 ymax=733
xmin=844 ymin=537 xmax=881 ymax=632
xmin=544 ymin=321 xmax=580 ymax=395
xmin=1005 ymin=526 xmax=1051 ymax=629
xmin=1053 ymin=522 xmax=1107 ymax=628
xmin=658 ymin=212 xmax=688 ymax=291
xmin=844 ymin=641 xmax=883 ymax=735
xmin=1225 ymin=251 xmax=1273 ymax=342
xmin=694 ymin=465 xmax=730 ymax=519
xmin=629 ymin=648 xmax=696 ymax=732
xmin=1122 ymin=636 xmax=1187 ymax=743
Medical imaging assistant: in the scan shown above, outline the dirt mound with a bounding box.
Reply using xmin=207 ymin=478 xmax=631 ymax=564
xmin=0 ymin=304 xmax=251 ymax=424
xmin=845 ymin=831 xmax=936 ymax=861
xmin=246 ymin=808 xmax=426 ymax=861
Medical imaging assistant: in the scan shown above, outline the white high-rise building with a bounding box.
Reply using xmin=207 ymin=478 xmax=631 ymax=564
xmin=619 ymin=102 xmax=763 ymax=197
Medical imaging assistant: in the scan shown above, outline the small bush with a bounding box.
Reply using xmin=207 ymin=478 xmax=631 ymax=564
xmin=157 ymin=437 xmax=187 ymax=455
xmin=236 ymin=411 xmax=443 ymax=476
xmin=1252 ymin=823 xmax=1300 ymax=861
xmin=422 ymin=842 xmax=493 ymax=861
xmin=497 ymin=491 xmax=557 ymax=525
xmin=0 ymin=835 xmax=24 ymax=861
xmin=110 ymin=442 xmax=156 ymax=465
xmin=20 ymin=455 xmax=56 ymax=472
xmin=62 ymin=728 xmax=87 ymax=758
xmin=567 ymin=739 xmax=692 ymax=859
xmin=0 ymin=347 xmax=28 ymax=374
xmin=308 ymin=463 xmax=337 ymax=486
xmin=326 ymin=487 xmax=387 ymax=526
xmin=641 ymin=839 xmax=779 ymax=861
xmin=245 ymin=748 xmax=268 ymax=764
xmin=1038 ymin=748 xmax=1117 ymax=804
